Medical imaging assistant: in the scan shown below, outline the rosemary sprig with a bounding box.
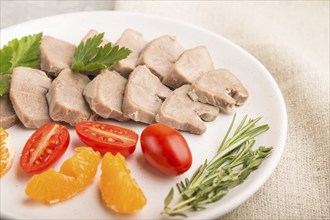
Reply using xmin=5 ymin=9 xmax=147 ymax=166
xmin=162 ymin=114 xmax=273 ymax=217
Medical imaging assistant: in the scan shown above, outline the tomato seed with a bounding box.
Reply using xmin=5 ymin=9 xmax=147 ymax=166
xmin=46 ymin=149 xmax=53 ymax=154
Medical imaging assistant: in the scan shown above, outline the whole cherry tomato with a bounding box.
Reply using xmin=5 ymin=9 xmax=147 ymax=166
xmin=140 ymin=123 xmax=192 ymax=176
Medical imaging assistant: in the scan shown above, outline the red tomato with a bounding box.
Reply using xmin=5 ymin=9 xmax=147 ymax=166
xmin=20 ymin=123 xmax=70 ymax=173
xmin=140 ymin=123 xmax=192 ymax=176
xmin=75 ymin=121 xmax=138 ymax=157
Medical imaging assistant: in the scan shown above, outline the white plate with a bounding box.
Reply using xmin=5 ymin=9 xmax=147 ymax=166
xmin=0 ymin=11 xmax=287 ymax=219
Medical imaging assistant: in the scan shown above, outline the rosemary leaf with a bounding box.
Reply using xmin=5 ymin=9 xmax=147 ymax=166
xmin=164 ymin=188 xmax=174 ymax=207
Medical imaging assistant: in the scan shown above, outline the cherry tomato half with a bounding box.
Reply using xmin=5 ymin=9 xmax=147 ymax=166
xmin=20 ymin=123 xmax=70 ymax=173
xmin=140 ymin=123 xmax=192 ymax=176
xmin=75 ymin=121 xmax=138 ymax=157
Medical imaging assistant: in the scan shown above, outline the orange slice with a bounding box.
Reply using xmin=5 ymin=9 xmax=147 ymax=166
xmin=100 ymin=153 xmax=147 ymax=214
xmin=0 ymin=128 xmax=15 ymax=177
xmin=25 ymin=147 xmax=100 ymax=203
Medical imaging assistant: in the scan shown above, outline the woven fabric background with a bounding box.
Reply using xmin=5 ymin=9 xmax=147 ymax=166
xmin=114 ymin=1 xmax=330 ymax=219
xmin=0 ymin=0 xmax=114 ymax=29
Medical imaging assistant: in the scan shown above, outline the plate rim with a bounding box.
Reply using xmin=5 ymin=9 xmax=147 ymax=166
xmin=0 ymin=10 xmax=288 ymax=220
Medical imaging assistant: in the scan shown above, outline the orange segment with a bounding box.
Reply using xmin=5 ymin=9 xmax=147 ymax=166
xmin=60 ymin=147 xmax=100 ymax=189
xmin=25 ymin=169 xmax=77 ymax=203
xmin=25 ymin=147 xmax=100 ymax=203
xmin=100 ymin=153 xmax=147 ymax=214
xmin=0 ymin=128 xmax=15 ymax=177
xmin=0 ymin=127 xmax=8 ymax=142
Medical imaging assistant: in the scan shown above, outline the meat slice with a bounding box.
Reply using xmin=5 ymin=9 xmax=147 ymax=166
xmin=162 ymin=46 xmax=214 ymax=89
xmin=40 ymin=36 xmax=76 ymax=76
xmin=10 ymin=67 xmax=51 ymax=129
xmin=47 ymin=69 xmax=94 ymax=126
xmin=122 ymin=65 xmax=172 ymax=124
xmin=188 ymin=69 xmax=249 ymax=112
xmin=0 ymin=92 xmax=18 ymax=129
xmin=81 ymin=29 xmax=109 ymax=46
xmin=137 ymin=35 xmax=184 ymax=81
xmin=113 ymin=29 xmax=147 ymax=78
xmin=83 ymin=69 xmax=128 ymax=121
xmin=156 ymin=85 xmax=218 ymax=135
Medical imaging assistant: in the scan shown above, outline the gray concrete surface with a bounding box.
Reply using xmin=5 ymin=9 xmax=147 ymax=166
xmin=0 ymin=0 xmax=114 ymax=29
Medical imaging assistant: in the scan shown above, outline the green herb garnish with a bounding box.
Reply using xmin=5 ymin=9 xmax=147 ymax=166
xmin=0 ymin=75 xmax=11 ymax=96
xmin=71 ymin=33 xmax=131 ymax=72
xmin=0 ymin=32 xmax=43 ymax=96
xmin=163 ymin=114 xmax=273 ymax=217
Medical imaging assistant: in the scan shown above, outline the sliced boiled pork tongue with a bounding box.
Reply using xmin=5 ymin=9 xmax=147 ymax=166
xmin=0 ymin=91 xmax=18 ymax=129
xmin=188 ymin=69 xmax=249 ymax=113
xmin=137 ymin=35 xmax=184 ymax=81
xmin=162 ymin=46 xmax=214 ymax=89
xmin=47 ymin=69 xmax=95 ymax=126
xmin=122 ymin=65 xmax=172 ymax=124
xmin=82 ymin=29 xmax=109 ymax=46
xmin=83 ymin=69 xmax=128 ymax=121
xmin=113 ymin=29 xmax=147 ymax=78
xmin=10 ymin=67 xmax=52 ymax=129
xmin=40 ymin=36 xmax=76 ymax=76
xmin=156 ymin=85 xmax=219 ymax=135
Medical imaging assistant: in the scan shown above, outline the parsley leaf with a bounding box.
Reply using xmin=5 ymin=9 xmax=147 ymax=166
xmin=0 ymin=46 xmax=13 ymax=73
xmin=0 ymin=32 xmax=42 ymax=96
xmin=7 ymin=32 xmax=43 ymax=72
xmin=0 ymin=75 xmax=11 ymax=96
xmin=72 ymin=33 xmax=132 ymax=72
